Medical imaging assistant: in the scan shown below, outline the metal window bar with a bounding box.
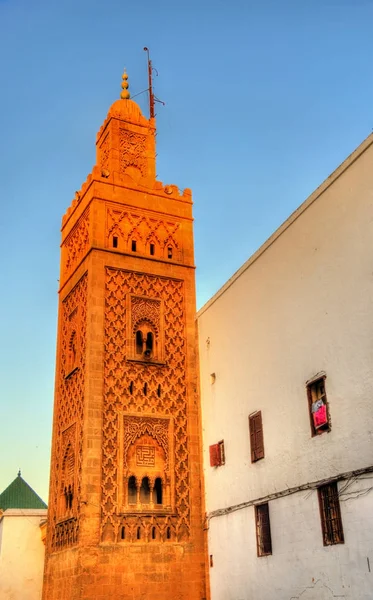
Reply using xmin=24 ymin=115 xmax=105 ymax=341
xmin=319 ymin=483 xmax=344 ymax=545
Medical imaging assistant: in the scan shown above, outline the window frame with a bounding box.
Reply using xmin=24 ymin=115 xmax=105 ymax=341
xmin=318 ymin=482 xmax=344 ymax=546
xmin=249 ymin=411 xmax=265 ymax=463
xmin=255 ymin=503 xmax=272 ymax=557
xmin=307 ymin=374 xmax=330 ymax=437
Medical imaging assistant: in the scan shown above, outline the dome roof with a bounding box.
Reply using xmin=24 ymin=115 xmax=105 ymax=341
xmin=107 ymin=99 xmax=148 ymax=126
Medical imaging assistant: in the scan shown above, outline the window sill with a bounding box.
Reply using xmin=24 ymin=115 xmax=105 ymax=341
xmin=127 ymin=358 xmax=166 ymax=367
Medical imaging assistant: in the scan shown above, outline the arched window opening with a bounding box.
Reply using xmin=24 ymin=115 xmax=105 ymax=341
xmin=143 ymin=382 xmax=148 ymax=396
xmin=167 ymin=246 xmax=173 ymax=259
xmin=121 ymin=526 xmax=125 ymax=540
xmin=113 ymin=236 xmax=118 ymax=248
xmin=154 ymin=478 xmax=162 ymax=505
xmin=64 ymin=484 xmax=73 ymax=511
xmin=150 ymin=243 xmax=155 ymax=256
xmin=152 ymin=527 xmax=156 ymax=540
xmin=128 ymin=476 xmax=137 ymax=504
xmin=157 ymin=384 xmax=161 ymax=398
xmin=136 ymin=331 xmax=143 ymax=355
xmin=129 ymin=381 xmax=134 ymax=395
xmin=166 ymin=527 xmax=171 ymax=540
xmin=137 ymin=527 xmax=141 ymax=540
xmin=132 ymin=240 xmax=137 ymax=252
xmin=140 ymin=477 xmax=151 ymax=504
xmin=144 ymin=332 xmax=153 ymax=358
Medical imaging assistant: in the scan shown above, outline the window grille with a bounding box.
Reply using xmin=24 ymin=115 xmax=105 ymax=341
xmin=318 ymin=482 xmax=344 ymax=546
xmin=255 ymin=503 xmax=272 ymax=556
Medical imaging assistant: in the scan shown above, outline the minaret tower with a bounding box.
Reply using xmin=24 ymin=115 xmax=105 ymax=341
xmin=43 ymin=72 xmax=208 ymax=600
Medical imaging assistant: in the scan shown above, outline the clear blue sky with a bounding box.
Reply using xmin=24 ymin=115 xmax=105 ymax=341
xmin=0 ymin=0 xmax=372 ymax=503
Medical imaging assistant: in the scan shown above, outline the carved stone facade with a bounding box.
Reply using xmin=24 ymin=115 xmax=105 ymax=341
xmin=119 ymin=129 xmax=147 ymax=176
xmin=48 ymin=273 xmax=87 ymax=552
xmin=106 ymin=207 xmax=181 ymax=260
xmin=102 ymin=269 xmax=189 ymax=543
xmin=62 ymin=210 xmax=89 ymax=280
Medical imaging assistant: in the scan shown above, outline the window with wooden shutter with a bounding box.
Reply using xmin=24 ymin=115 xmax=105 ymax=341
xmin=255 ymin=503 xmax=272 ymax=556
xmin=307 ymin=375 xmax=330 ymax=436
xmin=249 ymin=411 xmax=264 ymax=462
xmin=318 ymin=482 xmax=344 ymax=546
xmin=209 ymin=440 xmax=225 ymax=467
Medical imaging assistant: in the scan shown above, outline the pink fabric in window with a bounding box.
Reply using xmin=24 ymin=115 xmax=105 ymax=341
xmin=313 ymin=404 xmax=327 ymax=428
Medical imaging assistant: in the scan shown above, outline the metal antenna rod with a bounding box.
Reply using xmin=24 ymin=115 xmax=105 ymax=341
xmin=143 ymin=47 xmax=155 ymax=119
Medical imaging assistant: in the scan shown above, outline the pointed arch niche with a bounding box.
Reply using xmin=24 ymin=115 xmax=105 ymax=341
xmin=128 ymin=295 xmax=165 ymax=364
xmin=121 ymin=415 xmax=174 ymax=514
xmin=58 ymin=424 xmax=77 ymax=520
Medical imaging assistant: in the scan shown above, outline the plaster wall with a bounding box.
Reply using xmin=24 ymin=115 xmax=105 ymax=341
xmin=208 ymin=478 xmax=373 ymax=600
xmin=0 ymin=509 xmax=47 ymax=600
xmin=197 ymin=136 xmax=373 ymax=599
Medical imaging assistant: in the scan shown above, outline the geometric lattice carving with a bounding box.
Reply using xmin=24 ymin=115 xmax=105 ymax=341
xmin=99 ymin=133 xmax=109 ymax=171
xmin=102 ymin=268 xmax=189 ymax=543
xmin=123 ymin=416 xmax=170 ymax=471
xmin=119 ymin=130 xmax=146 ymax=176
xmin=106 ymin=208 xmax=181 ymax=259
xmin=131 ymin=296 xmax=161 ymax=333
xmin=63 ymin=210 xmax=90 ymax=278
xmin=136 ymin=446 xmax=155 ymax=467
xmin=50 ymin=273 xmax=87 ymax=551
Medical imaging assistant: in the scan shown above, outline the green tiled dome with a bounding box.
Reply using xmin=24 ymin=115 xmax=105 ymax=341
xmin=0 ymin=472 xmax=47 ymax=510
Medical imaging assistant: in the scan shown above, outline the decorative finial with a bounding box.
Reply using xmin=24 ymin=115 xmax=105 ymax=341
xmin=120 ymin=70 xmax=130 ymax=100
xmin=18 ymin=469 xmax=21 ymax=477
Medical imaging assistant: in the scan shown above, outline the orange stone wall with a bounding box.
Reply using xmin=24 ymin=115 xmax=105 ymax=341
xmin=43 ymin=95 xmax=209 ymax=600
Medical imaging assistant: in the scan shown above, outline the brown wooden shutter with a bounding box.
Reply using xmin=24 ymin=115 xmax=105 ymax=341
xmin=209 ymin=444 xmax=220 ymax=467
xmin=249 ymin=412 xmax=264 ymax=462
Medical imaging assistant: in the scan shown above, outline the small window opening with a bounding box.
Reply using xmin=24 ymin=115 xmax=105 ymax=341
xmin=150 ymin=243 xmax=155 ymax=256
xmin=128 ymin=476 xmax=137 ymax=504
xmin=166 ymin=527 xmax=171 ymax=540
xmin=132 ymin=240 xmax=137 ymax=252
xmin=129 ymin=381 xmax=134 ymax=395
xmin=140 ymin=477 xmax=151 ymax=503
xmin=144 ymin=332 xmax=153 ymax=358
xmin=143 ymin=382 xmax=148 ymax=396
xmin=121 ymin=526 xmax=125 ymax=540
xmin=255 ymin=503 xmax=272 ymax=557
xmin=167 ymin=246 xmax=173 ymax=259
xmin=154 ymin=478 xmax=162 ymax=505
xmin=307 ymin=376 xmax=329 ymax=436
xmin=136 ymin=330 xmax=143 ymax=355
xmin=137 ymin=527 xmax=141 ymax=540
xmin=209 ymin=555 xmax=214 ymax=568
xmin=152 ymin=527 xmax=156 ymax=540
xmin=64 ymin=484 xmax=73 ymax=510
xmin=113 ymin=236 xmax=118 ymax=248
xmin=157 ymin=384 xmax=161 ymax=398
xmin=318 ymin=482 xmax=344 ymax=546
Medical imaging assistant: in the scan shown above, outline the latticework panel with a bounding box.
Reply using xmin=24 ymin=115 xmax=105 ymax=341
xmin=49 ymin=273 xmax=87 ymax=551
xmin=101 ymin=268 xmax=190 ymax=542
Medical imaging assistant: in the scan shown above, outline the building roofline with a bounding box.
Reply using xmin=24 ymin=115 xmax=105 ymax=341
xmin=197 ymin=132 xmax=373 ymax=318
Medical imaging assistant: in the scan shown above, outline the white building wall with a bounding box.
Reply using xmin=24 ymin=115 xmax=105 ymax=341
xmin=0 ymin=509 xmax=47 ymax=600
xmin=198 ymin=135 xmax=373 ymax=600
